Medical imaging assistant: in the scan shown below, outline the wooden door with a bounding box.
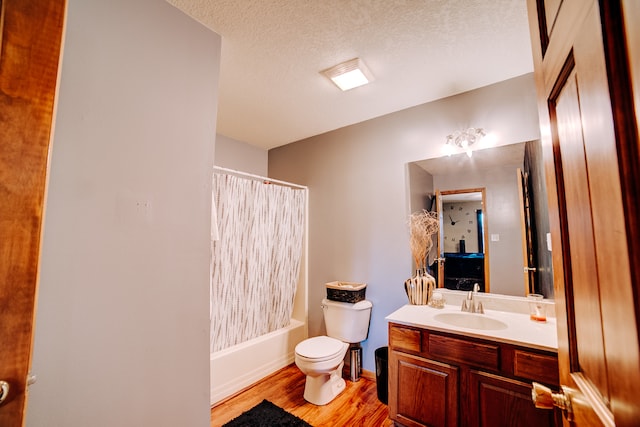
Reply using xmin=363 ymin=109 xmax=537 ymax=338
xmin=0 ymin=1 xmax=65 ymax=425
xmin=527 ymin=1 xmax=640 ymax=425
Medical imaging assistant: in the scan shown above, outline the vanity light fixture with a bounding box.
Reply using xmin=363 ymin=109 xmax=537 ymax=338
xmin=321 ymin=58 xmax=374 ymax=91
xmin=445 ymin=127 xmax=486 ymax=157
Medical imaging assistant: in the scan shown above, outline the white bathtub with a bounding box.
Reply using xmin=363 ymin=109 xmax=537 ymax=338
xmin=210 ymin=318 xmax=307 ymax=406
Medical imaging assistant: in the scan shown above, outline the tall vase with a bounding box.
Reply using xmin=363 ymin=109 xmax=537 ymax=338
xmin=404 ymin=268 xmax=436 ymax=305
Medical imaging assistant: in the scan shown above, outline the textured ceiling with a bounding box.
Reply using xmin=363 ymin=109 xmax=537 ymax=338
xmin=168 ymin=0 xmax=534 ymax=149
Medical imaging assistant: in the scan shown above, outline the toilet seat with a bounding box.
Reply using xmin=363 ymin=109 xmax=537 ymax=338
xmin=295 ymin=336 xmax=346 ymax=362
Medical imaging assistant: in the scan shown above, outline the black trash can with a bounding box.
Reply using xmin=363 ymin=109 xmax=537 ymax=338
xmin=375 ymin=346 xmax=388 ymax=404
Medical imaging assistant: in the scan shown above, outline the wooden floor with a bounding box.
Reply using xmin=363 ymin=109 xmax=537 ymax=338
xmin=211 ymin=364 xmax=394 ymax=426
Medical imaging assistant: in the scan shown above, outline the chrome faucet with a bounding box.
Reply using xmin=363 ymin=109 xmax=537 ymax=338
xmin=461 ymin=283 xmax=484 ymax=313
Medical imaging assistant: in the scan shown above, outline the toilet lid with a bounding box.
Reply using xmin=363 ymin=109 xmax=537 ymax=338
xmin=295 ymin=336 xmax=345 ymax=361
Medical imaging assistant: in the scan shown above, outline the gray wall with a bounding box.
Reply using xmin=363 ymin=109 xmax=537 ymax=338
xmin=268 ymin=73 xmax=541 ymax=373
xmin=27 ymin=1 xmax=220 ymax=426
xmin=407 ymin=162 xmax=434 ymax=214
xmin=215 ymin=134 xmax=268 ymax=176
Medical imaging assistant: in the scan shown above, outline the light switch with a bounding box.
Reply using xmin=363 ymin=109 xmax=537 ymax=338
xmin=491 ymin=234 xmax=500 ymax=242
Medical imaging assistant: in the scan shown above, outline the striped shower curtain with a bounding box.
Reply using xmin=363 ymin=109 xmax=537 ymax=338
xmin=211 ymin=173 xmax=305 ymax=352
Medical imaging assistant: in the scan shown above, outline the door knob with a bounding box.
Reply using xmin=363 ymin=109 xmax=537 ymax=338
xmin=531 ymin=382 xmax=574 ymax=421
xmin=524 ymin=266 xmax=537 ymax=272
xmin=0 ymin=381 xmax=9 ymax=405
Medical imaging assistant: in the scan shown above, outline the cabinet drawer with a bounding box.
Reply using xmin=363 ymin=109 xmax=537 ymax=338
xmin=429 ymin=334 xmax=499 ymax=370
xmin=513 ymin=350 xmax=559 ymax=385
xmin=389 ymin=325 xmax=421 ymax=353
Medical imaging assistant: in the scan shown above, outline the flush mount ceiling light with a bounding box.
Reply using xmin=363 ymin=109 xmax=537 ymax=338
xmin=321 ymin=58 xmax=374 ymax=91
xmin=445 ymin=127 xmax=486 ymax=157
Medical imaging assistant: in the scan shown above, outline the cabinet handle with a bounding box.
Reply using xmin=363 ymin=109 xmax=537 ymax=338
xmin=531 ymin=382 xmax=573 ymax=421
xmin=0 ymin=381 xmax=9 ymax=405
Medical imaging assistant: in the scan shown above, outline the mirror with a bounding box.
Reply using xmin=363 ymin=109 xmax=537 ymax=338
xmin=436 ymin=188 xmax=489 ymax=292
xmin=407 ymin=140 xmax=553 ymax=298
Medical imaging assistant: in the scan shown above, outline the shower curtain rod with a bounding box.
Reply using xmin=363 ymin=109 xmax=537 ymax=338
xmin=213 ymin=166 xmax=308 ymax=190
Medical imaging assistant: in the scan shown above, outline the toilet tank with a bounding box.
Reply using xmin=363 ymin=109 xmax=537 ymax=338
xmin=322 ymin=298 xmax=372 ymax=343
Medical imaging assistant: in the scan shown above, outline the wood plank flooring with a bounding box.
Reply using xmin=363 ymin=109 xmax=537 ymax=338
xmin=211 ymin=364 xmax=394 ymax=426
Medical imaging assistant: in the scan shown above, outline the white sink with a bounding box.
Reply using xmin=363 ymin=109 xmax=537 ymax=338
xmin=434 ymin=312 xmax=508 ymax=330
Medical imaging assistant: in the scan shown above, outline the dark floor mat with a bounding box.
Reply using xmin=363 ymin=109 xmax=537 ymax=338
xmin=222 ymin=399 xmax=312 ymax=427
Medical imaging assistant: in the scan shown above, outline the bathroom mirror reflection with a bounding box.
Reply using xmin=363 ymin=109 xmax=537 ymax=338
xmin=407 ymin=140 xmax=553 ymax=298
xmin=436 ymin=188 xmax=489 ymax=292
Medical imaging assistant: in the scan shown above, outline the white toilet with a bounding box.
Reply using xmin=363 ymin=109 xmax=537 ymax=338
xmin=294 ymin=298 xmax=373 ymax=405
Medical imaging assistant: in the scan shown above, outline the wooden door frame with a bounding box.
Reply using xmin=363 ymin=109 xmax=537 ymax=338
xmin=602 ymin=0 xmax=640 ymax=337
xmin=517 ymin=167 xmax=535 ymax=295
xmin=0 ymin=1 xmax=66 ymax=425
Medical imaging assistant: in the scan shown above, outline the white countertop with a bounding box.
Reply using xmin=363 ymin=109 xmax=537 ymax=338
xmin=386 ymin=303 xmax=558 ymax=352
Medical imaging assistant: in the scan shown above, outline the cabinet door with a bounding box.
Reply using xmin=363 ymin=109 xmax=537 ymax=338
xmin=468 ymin=370 xmax=557 ymax=427
xmin=390 ymin=351 xmax=458 ymax=427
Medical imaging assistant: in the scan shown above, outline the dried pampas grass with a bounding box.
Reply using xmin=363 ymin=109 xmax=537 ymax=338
xmin=409 ymin=210 xmax=439 ymax=269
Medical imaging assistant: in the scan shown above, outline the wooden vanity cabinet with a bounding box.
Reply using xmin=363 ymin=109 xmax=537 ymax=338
xmin=388 ymin=323 xmax=560 ymax=427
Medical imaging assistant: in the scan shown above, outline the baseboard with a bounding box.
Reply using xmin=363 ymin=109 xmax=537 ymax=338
xmin=361 ymin=368 xmax=376 ymax=381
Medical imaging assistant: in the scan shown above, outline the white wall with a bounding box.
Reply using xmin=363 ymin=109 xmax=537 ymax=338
xmin=214 ymin=134 xmax=268 ymax=176
xmin=268 ymin=74 xmax=540 ymax=373
xmin=441 ymin=200 xmax=483 ymax=253
xmin=27 ymin=1 xmax=220 ymax=426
